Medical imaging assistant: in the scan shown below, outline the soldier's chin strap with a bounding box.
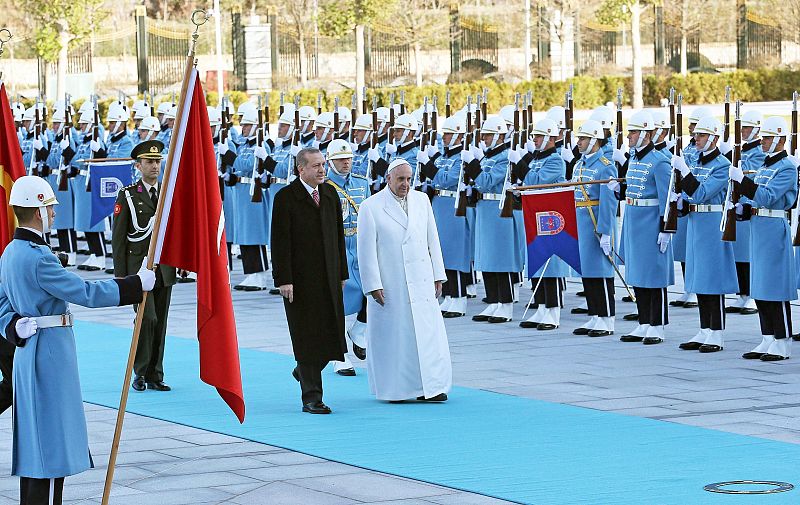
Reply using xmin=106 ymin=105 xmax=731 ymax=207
xmin=765 ymin=136 xmax=781 ymax=154
xmin=580 ymin=138 xmax=598 ymax=155
xmin=696 ymin=135 xmax=717 ymax=153
xmin=39 ymin=207 xmax=50 ymax=234
xmin=745 ymin=127 xmax=760 ymax=143
xmin=633 ymin=131 xmax=648 ymax=150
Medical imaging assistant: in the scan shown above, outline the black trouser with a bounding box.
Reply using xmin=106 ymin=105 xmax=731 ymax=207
xmin=0 ymin=350 xmax=13 ymax=414
xmin=20 ymin=477 xmax=64 ymax=505
xmin=582 ymin=278 xmax=615 ymax=317
xmin=240 ymin=245 xmax=268 ymax=274
xmin=134 ymin=279 xmax=172 ymax=383
xmin=56 ymin=229 xmax=78 ymax=254
xmin=532 ymin=277 xmax=562 ymax=309
xmin=84 ymin=231 xmax=106 ymax=256
xmin=443 ymin=269 xmax=470 ymax=298
xmin=755 ymin=300 xmax=793 ymax=339
xmin=356 ymin=296 xmax=367 ymax=324
xmin=735 ymin=262 xmax=750 ymax=297
xmin=226 ymin=242 xmax=233 ymax=271
xmin=634 ymin=287 xmax=668 ymax=326
xmin=296 ymin=361 xmax=327 ymax=405
xmin=697 ymin=294 xmax=725 ymax=330
xmin=483 ymin=272 xmax=515 ymax=304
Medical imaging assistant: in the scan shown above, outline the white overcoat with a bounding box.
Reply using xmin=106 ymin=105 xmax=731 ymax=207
xmin=357 ymin=187 xmax=452 ymax=401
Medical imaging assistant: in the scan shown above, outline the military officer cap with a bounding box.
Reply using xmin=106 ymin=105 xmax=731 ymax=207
xmin=131 ymin=140 xmax=165 ymax=160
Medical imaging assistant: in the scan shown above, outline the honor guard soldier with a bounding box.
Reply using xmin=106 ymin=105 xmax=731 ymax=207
xmin=366 ymin=107 xmax=391 ymax=192
xmin=297 ymin=105 xmax=318 ymax=148
xmin=137 ymin=116 xmax=160 ymax=143
xmin=20 ymin=106 xmax=50 ymax=176
xmin=421 ymin=114 xmax=471 ymax=318
xmin=726 ymin=110 xmax=765 ymax=315
xmin=464 ymin=115 xmax=521 ymax=324
xmin=72 ymin=104 xmax=108 ymax=271
xmin=325 ymin=139 xmax=369 ymax=376
xmin=155 ymin=101 xmax=175 ymax=146
xmin=611 ymin=110 xmax=674 ymax=345
xmin=11 ymin=101 xmax=24 ymax=134
xmin=220 ymin=106 xmax=272 ymax=290
xmin=313 ymin=112 xmax=336 ymax=155
xmin=106 ymin=103 xmax=134 ymax=159
xmin=46 ymin=104 xmax=79 ymax=265
xmin=570 ymin=120 xmax=618 ymax=337
xmin=0 ymin=175 xmax=153 ymax=505
xmin=130 ymin=98 xmax=151 ymax=144
xmin=385 ymin=113 xmax=420 ymax=174
xmin=112 ymin=140 xmax=176 ymax=392
xmin=210 ymin=106 xmax=236 ymax=270
xmin=652 ymin=111 xmax=675 ymax=156
xmin=335 ymin=106 xmax=352 ymax=141
xmin=672 ymin=116 xmax=736 ymax=352
xmin=733 ymin=117 xmax=797 ymax=361
xmin=517 ymin=119 xmax=569 ymax=330
xmin=589 ymin=106 xmax=616 ymax=158
xmin=351 ymin=114 xmax=373 ymax=177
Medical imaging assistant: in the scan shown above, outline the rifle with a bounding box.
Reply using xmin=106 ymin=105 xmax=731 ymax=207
xmin=250 ymin=94 xmax=264 ymax=203
xmin=791 ymin=92 xmax=800 ymax=246
xmin=526 ymin=90 xmax=533 ymax=138
xmin=500 ymin=93 xmax=520 ymax=218
xmin=413 ymin=96 xmax=429 ymax=190
xmin=147 ymin=91 xmax=154 ymax=117
xmin=723 ymin=86 xmax=731 ymax=142
xmin=663 ymin=94 xmax=685 ymax=232
xmin=430 ymin=95 xmax=438 ymax=146
xmin=86 ymin=95 xmax=99 ymax=192
xmin=291 ymin=95 xmax=301 ymax=182
xmin=676 ymin=94 xmax=684 ymax=154
xmin=721 ymin=100 xmax=741 ymax=241
xmin=389 ymin=93 xmax=396 ymax=127
xmin=668 ymin=87 xmax=676 ymax=147
xmin=369 ymin=96 xmax=379 ymax=191
xmin=474 ymin=93 xmax=482 ymax=148
xmin=218 ymin=96 xmax=232 ymax=198
xmin=614 ymin=89 xmax=624 ymax=178
xmin=350 ymin=94 xmax=358 ymax=139
xmin=522 ymin=93 xmax=529 ymax=140
xmin=565 ymin=84 xmax=574 ymax=147
xmin=28 ymin=97 xmax=41 ymax=177
xmin=333 ymin=97 xmax=340 ymax=141
xmin=264 ymin=92 xmax=270 ymax=128
xmin=399 ymin=90 xmax=406 ymax=115
xmin=361 ymin=87 xmax=368 ymax=115
xmin=455 ymin=95 xmax=473 ymax=217
xmin=481 ymin=88 xmax=488 ymax=119
xmin=57 ymin=93 xmax=72 ymax=191
xmin=279 ymin=91 xmax=285 ymax=115
xmin=317 ymin=93 xmax=322 ymax=115
xmin=445 ymin=90 xmax=451 ymax=118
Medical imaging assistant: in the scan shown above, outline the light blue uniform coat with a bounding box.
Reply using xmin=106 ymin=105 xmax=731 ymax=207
xmin=230 ymin=139 xmax=270 ymax=245
xmin=733 ymin=141 xmax=767 ymax=262
xmin=573 ymin=149 xmax=616 ymax=278
xmin=430 ymin=145 xmax=471 ymax=273
xmin=46 ymin=128 xmax=76 ymax=229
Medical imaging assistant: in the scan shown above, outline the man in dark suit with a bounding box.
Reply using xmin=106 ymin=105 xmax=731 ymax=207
xmin=112 ymin=140 xmax=177 ymax=392
xmin=271 ymin=147 xmax=348 ymax=414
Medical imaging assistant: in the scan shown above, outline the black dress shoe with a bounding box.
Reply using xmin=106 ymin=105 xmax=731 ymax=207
xmin=519 ymin=320 xmax=539 ymax=328
xmin=233 ymin=284 xmax=245 ymax=291
xmin=699 ymin=344 xmax=723 ymax=353
xmin=669 ymin=300 xmax=685 ymax=307
xmin=131 ymin=376 xmax=146 ymax=392
xmin=292 ymin=368 xmax=300 ymax=382
xmin=587 ymin=329 xmax=613 ymax=337
xmin=740 ymin=307 xmax=758 ymax=315
xmin=573 ymin=327 xmax=591 ymax=335
xmin=760 ymin=354 xmax=788 ymax=362
xmin=683 ymin=301 xmax=698 ymax=308
xmin=622 ymin=296 xmax=634 ymax=303
xmin=678 ymin=341 xmax=703 ymax=350
xmin=527 ymin=303 xmax=538 ymax=310
xmin=742 ymin=352 xmax=765 ymax=360
xmin=352 ymin=343 xmax=367 ymax=360
xmin=336 ymin=368 xmax=356 ymax=376
xmin=724 ymin=306 xmax=742 ymax=314
xmin=466 ymin=293 xmax=476 ymax=299
xmin=623 ymin=313 xmax=639 ymax=321
xmin=487 ymin=316 xmax=511 ymax=323
xmin=417 ymin=393 xmax=448 ymax=402
xmin=576 ymin=291 xmax=586 ymax=297
xmin=643 ymin=337 xmax=664 ymax=345
xmin=269 ymin=288 xmax=281 ymax=295
xmin=240 ymin=285 xmax=264 ymax=292
xmin=177 ymin=277 xmax=196 ymax=283
xmin=537 ymin=323 xmax=558 ymax=331
xmin=570 ymin=307 xmax=589 ymax=314
xmin=481 ymin=297 xmax=490 ymax=304
xmin=472 ymin=314 xmax=492 ymax=322
xmin=620 ymin=335 xmax=644 ymax=342
xmin=793 ymin=334 xmax=800 ymax=342
xmin=443 ymin=311 xmax=465 ymax=318
xmin=146 ymin=381 xmax=172 ymax=391
xmin=303 ymin=402 xmax=332 ymax=414
xmin=104 ymin=268 xmax=115 ymax=275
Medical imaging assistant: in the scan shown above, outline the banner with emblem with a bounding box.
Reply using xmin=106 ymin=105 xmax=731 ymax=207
xmin=89 ymin=159 xmax=134 ymax=227
xmin=521 ymin=187 xmax=582 ymax=275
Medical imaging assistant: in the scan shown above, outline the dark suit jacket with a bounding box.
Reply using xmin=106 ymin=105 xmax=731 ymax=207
xmin=271 ymin=178 xmax=348 ymax=363
xmin=111 ymin=180 xmax=177 ymax=286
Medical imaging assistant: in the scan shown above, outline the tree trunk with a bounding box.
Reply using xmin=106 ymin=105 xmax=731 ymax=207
xmin=630 ymin=0 xmax=643 ymax=109
xmin=355 ymin=25 xmax=365 ymax=103
xmin=56 ymin=20 xmax=70 ymax=99
xmin=680 ymin=0 xmax=689 ymax=76
xmin=414 ymin=41 xmax=423 ymax=87
xmin=524 ymin=0 xmax=532 ymax=81
xmin=299 ymin=34 xmax=308 ymax=87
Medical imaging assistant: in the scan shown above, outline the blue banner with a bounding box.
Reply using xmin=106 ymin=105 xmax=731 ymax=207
xmin=89 ymin=161 xmax=134 ymax=227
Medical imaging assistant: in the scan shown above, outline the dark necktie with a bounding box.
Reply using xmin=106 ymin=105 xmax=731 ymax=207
xmin=150 ymin=187 xmax=158 ymax=205
xmin=312 ymin=189 xmax=320 ymax=206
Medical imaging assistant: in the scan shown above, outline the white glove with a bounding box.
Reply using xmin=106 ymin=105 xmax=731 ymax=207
xmin=15 ymin=317 xmax=37 ymax=340
xmin=368 ymin=147 xmax=381 ymax=162
xmin=669 ymin=191 xmax=680 ymax=202
xmin=260 ymin=172 xmax=270 ymax=184
xmin=657 ymin=232 xmax=671 ymax=254
xmin=508 ymin=148 xmax=521 ymax=164
xmin=560 ymin=146 xmax=575 ymax=163
xmin=460 ymin=149 xmax=475 ymax=164
xmin=253 ymin=145 xmax=268 ymax=161
xmin=665 ymin=138 xmax=676 ymax=150
xmin=290 ymin=144 xmax=301 ymax=157
xmin=735 ymin=202 xmax=744 ymax=215
xmin=222 ymin=171 xmax=231 ymax=182
xmin=137 ymin=257 xmax=156 ymax=292
xmin=385 ymin=142 xmax=397 ymax=155
xmin=606 ymin=180 xmax=620 ymax=193
xmin=671 ymin=155 xmax=690 ymax=177
xmin=718 ymin=138 xmax=733 ymax=155
xmin=525 ymin=139 xmax=536 ymax=153
xmin=612 ymin=148 xmax=628 ymax=165
xmin=425 ymin=144 xmax=438 ymax=157
xmin=470 ymin=144 xmax=484 ymax=162
xmin=33 ymin=137 xmax=44 ymax=150
xmin=311 ymin=140 xmax=320 ymax=150
xmin=416 ymin=150 xmax=430 ymax=165
xmin=729 ymin=160 xmax=744 ymax=183
xmin=599 ymin=234 xmax=612 ymax=256
xmin=788 ymin=153 xmax=800 ymax=168
xmin=90 ymin=139 xmax=102 ymax=152
xmin=218 ymin=141 xmax=229 ymax=155
xmin=59 ymin=137 xmax=70 ymax=150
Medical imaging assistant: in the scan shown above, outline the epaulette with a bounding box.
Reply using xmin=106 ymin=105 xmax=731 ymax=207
xmin=600 ymin=157 xmax=611 ymax=166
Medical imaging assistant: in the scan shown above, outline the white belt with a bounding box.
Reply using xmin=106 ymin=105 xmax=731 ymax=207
xmin=33 ymin=313 xmax=73 ymax=328
xmin=689 ymin=204 xmax=724 ymax=213
xmin=238 ymin=176 xmax=253 ymax=184
xmin=481 ymin=193 xmax=504 ymax=201
xmin=753 ymin=208 xmax=790 ymax=218
xmin=625 ymin=197 xmax=659 ymax=207
xmin=271 ymin=177 xmax=289 ymax=184
xmin=436 ymin=190 xmax=459 ymax=198
xmin=79 ymin=169 xmax=89 ymax=176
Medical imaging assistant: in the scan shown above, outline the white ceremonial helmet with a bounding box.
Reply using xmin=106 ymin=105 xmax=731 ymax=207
xmin=314 ymin=112 xmax=335 ymax=130
xmin=298 ymin=105 xmax=317 ymax=123
xmin=139 ymin=116 xmax=161 ymax=133
xmin=353 ymin=114 xmax=373 ymax=131
xmin=688 ymin=106 xmax=713 ymax=125
xmin=532 ymin=118 xmax=558 ymax=151
xmin=442 ymin=114 xmax=467 ymax=134
xmin=278 ymin=108 xmax=295 ymax=126
xmin=336 ymin=106 xmax=352 ymax=123
xmin=11 ymin=102 xmax=25 ymax=122
xmin=156 ymin=102 xmax=174 ymax=116
xmin=10 ymin=175 xmax=58 ymax=233
xmin=394 ymin=113 xmax=417 ymax=131
xmin=327 ymin=138 xmax=354 ymax=160
xmin=627 ymin=110 xmax=655 ymax=150
xmin=78 ymin=109 xmax=94 ymax=125
xmin=741 ymin=110 xmax=763 ymax=142
xmin=131 ymin=99 xmax=147 ymax=116
xmin=546 ymin=106 xmax=566 ymax=130
xmin=575 ymin=119 xmax=604 ymax=154
xmin=498 ymin=105 xmax=515 ymax=127
xmin=240 ymin=107 xmax=259 ymax=127
xmin=761 ymin=116 xmax=789 ymax=154
xmin=51 ymin=108 xmax=67 ymax=124
xmin=208 ymin=106 xmax=222 ymax=127
xmin=589 ymin=106 xmax=615 ymax=131
xmin=693 ymin=116 xmax=723 ymax=153
xmin=78 ymin=100 xmax=95 ymax=116
xmin=237 ymin=101 xmax=257 ymax=117
xmin=22 ymin=106 xmax=37 ymax=122
xmin=107 ymin=106 xmax=129 ymax=124
xmin=218 ymin=99 xmax=235 ymax=117
xmin=480 ymin=114 xmax=508 ymax=150
xmin=651 ymin=110 xmax=670 ymax=143
xmin=164 ymin=105 xmax=178 ymax=120
xmin=375 ymin=107 xmax=390 ymax=123
xmin=280 ymin=102 xmax=297 ymax=117
xmin=132 ymin=100 xmax=151 ymax=120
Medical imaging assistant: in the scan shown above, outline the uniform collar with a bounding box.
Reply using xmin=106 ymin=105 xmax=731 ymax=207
xmin=326 ymin=168 xmax=349 ymax=185
xmin=699 ymin=147 xmax=720 ymax=165
xmin=743 ymin=140 xmax=761 ymax=152
xmin=633 ymin=143 xmax=654 ymax=160
xmin=397 ymin=141 xmax=416 ymax=155
xmin=110 ymin=130 xmax=127 ymax=143
xmin=485 ymin=142 xmax=508 ymax=158
xmin=765 ymin=150 xmax=788 ymax=167
xmin=301 ymin=132 xmax=315 ymax=144
xmin=534 ymin=146 xmax=556 ymax=160
xmin=14 ymin=227 xmax=47 ymax=246
xmin=356 ymin=142 xmax=370 ymax=153
xmin=445 ymin=143 xmax=464 ymax=157
xmin=653 ymin=141 xmax=667 ymax=151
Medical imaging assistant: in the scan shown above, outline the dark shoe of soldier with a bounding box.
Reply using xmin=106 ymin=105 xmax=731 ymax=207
xmin=699 ymin=344 xmax=723 ymax=353
xmin=570 ymin=307 xmax=589 ymax=314
xmin=760 ymin=354 xmax=788 ymax=362
xmin=131 ymin=376 xmax=146 ymax=392
xmin=742 ymin=351 xmax=765 ymax=359
xmin=147 ymin=381 xmax=171 ymax=391
xmin=417 ymin=393 xmax=447 ymax=402
xmin=303 ymin=402 xmax=332 ymax=414
xmin=724 ymin=306 xmax=742 ymax=314
xmin=576 ymin=291 xmax=586 ymax=297
xmin=352 ymin=343 xmax=367 ymax=361
xmin=622 ymin=296 xmax=634 ymax=303
xmin=537 ymin=323 xmax=558 ymax=331
xmin=336 ymin=368 xmax=356 ymax=376
xmin=642 ymin=337 xmax=664 ymax=345
xmin=793 ymin=334 xmax=800 ymax=341
xmin=739 ymin=307 xmax=758 ymax=315
xmin=678 ymin=341 xmax=703 ymax=350
xmin=623 ymin=313 xmax=639 ymax=321
xmin=620 ymin=335 xmax=644 ymax=342
xmin=587 ymin=329 xmax=613 ymax=337
xmin=573 ymin=327 xmax=591 ymax=335
xmin=669 ymin=300 xmax=685 ymax=307
xmin=443 ymin=311 xmax=464 ymax=318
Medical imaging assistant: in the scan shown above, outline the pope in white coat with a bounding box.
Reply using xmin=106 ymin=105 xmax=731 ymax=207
xmin=357 ymin=159 xmax=453 ymax=402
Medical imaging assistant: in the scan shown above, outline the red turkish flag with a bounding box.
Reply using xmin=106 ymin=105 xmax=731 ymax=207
xmin=0 ymin=82 xmax=26 ymax=252
xmin=153 ymin=69 xmax=245 ymax=422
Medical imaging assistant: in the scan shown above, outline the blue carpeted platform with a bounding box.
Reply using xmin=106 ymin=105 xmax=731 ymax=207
xmin=75 ymin=321 xmax=800 ymax=504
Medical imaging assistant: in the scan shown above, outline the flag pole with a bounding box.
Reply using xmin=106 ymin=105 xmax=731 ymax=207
xmin=101 ymin=11 xmax=208 ymax=505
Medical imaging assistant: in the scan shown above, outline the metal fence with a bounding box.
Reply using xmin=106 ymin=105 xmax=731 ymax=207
xmin=365 ymin=26 xmax=410 ymax=88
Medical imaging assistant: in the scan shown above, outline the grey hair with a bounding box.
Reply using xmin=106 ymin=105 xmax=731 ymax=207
xmin=296 ymin=148 xmax=323 ymax=169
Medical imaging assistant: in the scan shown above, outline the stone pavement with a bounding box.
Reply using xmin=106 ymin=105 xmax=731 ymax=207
xmin=1 ymin=255 xmax=800 ymax=504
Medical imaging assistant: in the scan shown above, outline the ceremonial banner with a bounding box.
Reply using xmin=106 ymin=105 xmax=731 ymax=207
xmin=0 ymin=82 xmax=25 ymax=252
xmin=521 ymin=187 xmax=581 ymax=275
xmin=152 ymin=68 xmax=245 ymax=423
xmin=89 ymin=160 xmax=134 ymax=227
